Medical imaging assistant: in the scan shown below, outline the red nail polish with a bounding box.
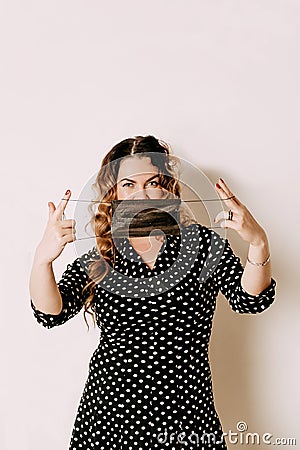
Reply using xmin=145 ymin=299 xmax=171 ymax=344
xmin=216 ymin=183 xmax=221 ymax=189
xmin=220 ymin=178 xmax=224 ymax=183
xmin=65 ymin=189 xmax=70 ymax=195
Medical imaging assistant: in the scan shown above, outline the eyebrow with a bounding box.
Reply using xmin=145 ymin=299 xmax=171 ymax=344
xmin=119 ymin=174 xmax=160 ymax=183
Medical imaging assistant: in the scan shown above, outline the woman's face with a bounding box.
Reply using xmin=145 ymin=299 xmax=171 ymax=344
xmin=116 ymin=156 xmax=163 ymax=200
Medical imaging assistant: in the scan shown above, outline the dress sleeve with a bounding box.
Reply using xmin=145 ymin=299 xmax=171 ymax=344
xmin=207 ymin=230 xmax=276 ymax=314
xmin=30 ymin=246 xmax=99 ymax=328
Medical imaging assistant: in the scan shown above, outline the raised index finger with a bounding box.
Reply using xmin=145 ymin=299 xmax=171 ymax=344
xmin=215 ymin=178 xmax=241 ymax=208
xmin=54 ymin=189 xmax=71 ymax=220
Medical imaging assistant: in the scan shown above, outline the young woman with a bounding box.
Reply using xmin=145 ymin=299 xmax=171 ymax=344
xmin=29 ymin=135 xmax=276 ymax=449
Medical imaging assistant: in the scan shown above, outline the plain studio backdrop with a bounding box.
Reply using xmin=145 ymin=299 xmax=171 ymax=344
xmin=0 ymin=1 xmax=299 ymax=449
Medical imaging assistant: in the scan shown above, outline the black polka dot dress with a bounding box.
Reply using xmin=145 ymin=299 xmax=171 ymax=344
xmin=30 ymin=224 xmax=276 ymax=449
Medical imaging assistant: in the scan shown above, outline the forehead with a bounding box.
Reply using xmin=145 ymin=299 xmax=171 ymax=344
xmin=117 ymin=156 xmax=159 ymax=180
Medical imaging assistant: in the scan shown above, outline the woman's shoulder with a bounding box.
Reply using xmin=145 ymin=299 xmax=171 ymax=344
xmin=70 ymin=246 xmax=101 ymax=274
xmin=78 ymin=245 xmax=101 ymax=263
xmin=180 ymin=222 xmax=227 ymax=247
xmin=181 ymin=222 xmax=215 ymax=237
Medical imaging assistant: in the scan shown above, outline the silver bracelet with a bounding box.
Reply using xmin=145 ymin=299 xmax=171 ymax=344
xmin=247 ymin=254 xmax=271 ymax=267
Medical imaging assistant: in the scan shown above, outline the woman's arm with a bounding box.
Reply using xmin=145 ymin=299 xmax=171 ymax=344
xmin=29 ymin=248 xmax=63 ymax=315
xmin=214 ymin=178 xmax=273 ymax=296
xmin=29 ymin=189 xmax=75 ymax=315
xmin=242 ymin=234 xmax=272 ymax=295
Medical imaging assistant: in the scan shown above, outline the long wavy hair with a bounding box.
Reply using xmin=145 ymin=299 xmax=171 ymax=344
xmin=81 ymin=135 xmax=193 ymax=330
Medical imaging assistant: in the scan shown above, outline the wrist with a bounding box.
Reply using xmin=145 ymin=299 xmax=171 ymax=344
xmin=247 ymin=231 xmax=271 ymax=267
xmin=34 ymin=247 xmax=53 ymax=266
xmin=250 ymin=231 xmax=268 ymax=248
xmin=247 ymin=253 xmax=271 ymax=267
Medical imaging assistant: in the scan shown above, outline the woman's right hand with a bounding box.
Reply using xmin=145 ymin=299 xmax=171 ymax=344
xmin=35 ymin=190 xmax=76 ymax=264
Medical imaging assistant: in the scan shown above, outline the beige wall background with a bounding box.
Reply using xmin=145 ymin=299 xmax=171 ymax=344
xmin=1 ymin=1 xmax=299 ymax=449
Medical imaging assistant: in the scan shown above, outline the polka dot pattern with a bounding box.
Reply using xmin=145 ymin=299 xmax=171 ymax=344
xmin=30 ymin=224 xmax=276 ymax=449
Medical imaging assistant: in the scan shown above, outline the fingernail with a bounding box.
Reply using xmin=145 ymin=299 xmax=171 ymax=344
xmin=65 ymin=189 xmax=70 ymax=195
xmin=220 ymin=178 xmax=224 ymax=183
xmin=215 ymin=183 xmax=221 ymax=189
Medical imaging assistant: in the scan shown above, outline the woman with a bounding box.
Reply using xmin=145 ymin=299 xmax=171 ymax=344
xmin=29 ymin=135 xmax=276 ymax=449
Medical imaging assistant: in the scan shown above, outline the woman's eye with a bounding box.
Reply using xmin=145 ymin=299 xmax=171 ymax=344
xmin=147 ymin=181 xmax=159 ymax=187
xmin=122 ymin=182 xmax=134 ymax=188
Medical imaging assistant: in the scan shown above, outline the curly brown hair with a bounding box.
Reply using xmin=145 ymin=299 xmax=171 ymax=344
xmin=81 ymin=135 xmax=192 ymax=330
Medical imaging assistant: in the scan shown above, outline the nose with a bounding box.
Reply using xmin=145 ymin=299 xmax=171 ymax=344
xmin=131 ymin=188 xmax=149 ymax=200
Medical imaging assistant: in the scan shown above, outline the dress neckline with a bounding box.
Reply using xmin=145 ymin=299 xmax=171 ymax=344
xmin=114 ymin=232 xmax=181 ymax=276
xmin=126 ymin=235 xmax=168 ymax=273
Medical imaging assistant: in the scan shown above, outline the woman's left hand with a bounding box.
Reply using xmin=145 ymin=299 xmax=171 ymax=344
xmin=214 ymin=178 xmax=267 ymax=247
